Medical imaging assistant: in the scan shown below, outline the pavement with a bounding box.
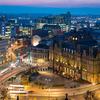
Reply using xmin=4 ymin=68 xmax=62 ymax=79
xmin=18 ymin=71 xmax=100 ymax=100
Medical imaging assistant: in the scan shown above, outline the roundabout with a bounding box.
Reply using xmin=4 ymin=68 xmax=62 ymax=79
xmin=0 ymin=63 xmax=100 ymax=100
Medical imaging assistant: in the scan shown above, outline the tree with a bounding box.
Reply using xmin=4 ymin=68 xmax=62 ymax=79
xmin=0 ymin=88 xmax=8 ymax=100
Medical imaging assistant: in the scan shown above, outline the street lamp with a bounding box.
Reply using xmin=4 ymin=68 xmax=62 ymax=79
xmin=52 ymin=39 xmax=55 ymax=73
xmin=10 ymin=63 xmax=15 ymax=68
xmin=16 ymin=96 xmax=19 ymax=100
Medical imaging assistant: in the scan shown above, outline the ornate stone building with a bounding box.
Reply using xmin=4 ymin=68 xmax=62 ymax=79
xmin=49 ymin=29 xmax=100 ymax=84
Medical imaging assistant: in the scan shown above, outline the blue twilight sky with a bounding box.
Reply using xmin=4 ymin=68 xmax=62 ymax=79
xmin=0 ymin=0 xmax=100 ymax=14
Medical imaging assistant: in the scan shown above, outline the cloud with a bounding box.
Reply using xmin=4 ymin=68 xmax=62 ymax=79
xmin=0 ymin=0 xmax=100 ymax=7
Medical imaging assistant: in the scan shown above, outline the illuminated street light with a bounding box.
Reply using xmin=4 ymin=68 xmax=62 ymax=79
xmin=10 ymin=63 xmax=15 ymax=68
xmin=11 ymin=44 xmax=13 ymax=47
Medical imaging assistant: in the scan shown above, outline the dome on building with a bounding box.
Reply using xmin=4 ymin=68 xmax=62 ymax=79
xmin=32 ymin=35 xmax=41 ymax=46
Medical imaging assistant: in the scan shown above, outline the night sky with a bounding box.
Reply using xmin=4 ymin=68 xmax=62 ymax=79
xmin=0 ymin=0 xmax=100 ymax=14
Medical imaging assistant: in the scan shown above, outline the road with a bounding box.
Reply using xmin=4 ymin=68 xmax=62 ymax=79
xmin=24 ymin=82 xmax=100 ymax=97
xmin=0 ymin=63 xmax=31 ymax=85
xmin=7 ymin=42 xmax=23 ymax=61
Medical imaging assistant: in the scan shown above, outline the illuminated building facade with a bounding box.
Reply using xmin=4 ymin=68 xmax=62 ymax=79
xmin=31 ymin=44 xmax=49 ymax=67
xmin=32 ymin=44 xmax=49 ymax=61
xmin=42 ymin=24 xmax=61 ymax=35
xmin=36 ymin=12 xmax=71 ymax=31
xmin=49 ymin=28 xmax=100 ymax=84
xmin=18 ymin=25 xmax=33 ymax=36
xmin=0 ymin=39 xmax=9 ymax=64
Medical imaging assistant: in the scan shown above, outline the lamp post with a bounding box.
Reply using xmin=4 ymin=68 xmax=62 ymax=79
xmin=52 ymin=39 xmax=55 ymax=73
xmin=28 ymin=47 xmax=32 ymax=64
xmin=16 ymin=96 xmax=19 ymax=100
